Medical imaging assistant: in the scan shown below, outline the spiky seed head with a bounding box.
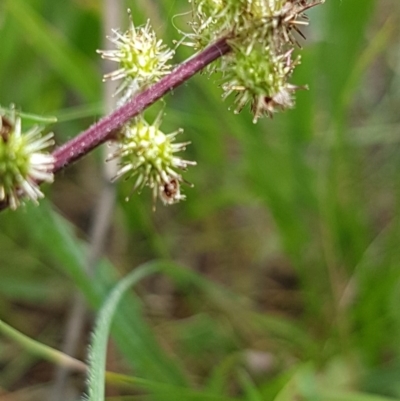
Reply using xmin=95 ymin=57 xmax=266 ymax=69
xmin=98 ymin=15 xmax=174 ymax=96
xmin=188 ymin=0 xmax=323 ymax=121
xmin=107 ymin=113 xmax=196 ymax=207
xmin=0 ymin=109 xmax=55 ymax=210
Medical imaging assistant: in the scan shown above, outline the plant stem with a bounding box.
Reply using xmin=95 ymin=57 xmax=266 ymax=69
xmin=0 ymin=37 xmax=231 ymax=212
xmin=52 ymin=37 xmax=231 ymax=173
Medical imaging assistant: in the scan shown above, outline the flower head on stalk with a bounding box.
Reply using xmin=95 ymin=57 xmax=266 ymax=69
xmin=0 ymin=109 xmax=55 ymax=210
xmin=188 ymin=0 xmax=324 ymax=121
xmin=97 ymin=13 xmax=175 ymax=96
xmin=221 ymin=45 xmax=304 ymax=121
xmin=107 ymin=113 xmax=196 ymax=207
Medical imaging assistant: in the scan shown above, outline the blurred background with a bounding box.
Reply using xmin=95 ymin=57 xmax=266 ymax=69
xmin=1 ymin=0 xmax=400 ymax=400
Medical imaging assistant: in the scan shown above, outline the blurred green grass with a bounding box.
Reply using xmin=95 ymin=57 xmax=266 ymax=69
xmin=1 ymin=0 xmax=400 ymax=400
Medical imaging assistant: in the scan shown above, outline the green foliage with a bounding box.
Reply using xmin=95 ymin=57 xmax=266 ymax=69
xmin=1 ymin=0 xmax=400 ymax=400
xmin=87 ymin=263 xmax=159 ymax=401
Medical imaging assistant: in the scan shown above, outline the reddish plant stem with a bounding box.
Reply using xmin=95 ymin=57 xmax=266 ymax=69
xmin=53 ymin=37 xmax=231 ymax=173
xmin=0 ymin=38 xmax=231 ymax=212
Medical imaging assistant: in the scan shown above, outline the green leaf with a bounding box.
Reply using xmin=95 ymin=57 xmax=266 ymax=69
xmin=87 ymin=263 xmax=159 ymax=401
xmin=14 ymin=201 xmax=189 ymax=387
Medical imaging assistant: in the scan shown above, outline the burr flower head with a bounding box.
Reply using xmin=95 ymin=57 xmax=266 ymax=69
xmin=190 ymin=0 xmax=321 ymax=46
xmin=0 ymin=110 xmax=55 ymax=210
xmin=107 ymin=113 xmax=196 ymax=206
xmin=222 ymin=45 xmax=302 ymax=121
xmin=188 ymin=0 xmax=323 ymax=121
xmin=98 ymin=15 xmax=174 ymax=95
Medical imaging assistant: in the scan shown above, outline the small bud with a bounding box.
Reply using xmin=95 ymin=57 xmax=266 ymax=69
xmin=0 ymin=109 xmax=55 ymax=210
xmin=107 ymin=113 xmax=196 ymax=207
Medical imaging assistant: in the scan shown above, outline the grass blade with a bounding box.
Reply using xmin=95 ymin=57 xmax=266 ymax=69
xmin=87 ymin=263 xmax=159 ymax=401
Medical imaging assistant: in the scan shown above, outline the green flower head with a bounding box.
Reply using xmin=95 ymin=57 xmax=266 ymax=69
xmin=107 ymin=113 xmax=196 ymax=207
xmin=98 ymin=14 xmax=174 ymax=96
xmin=0 ymin=109 xmax=54 ymax=210
xmin=188 ymin=0 xmax=323 ymax=121
xmin=222 ymin=45 xmax=302 ymax=121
